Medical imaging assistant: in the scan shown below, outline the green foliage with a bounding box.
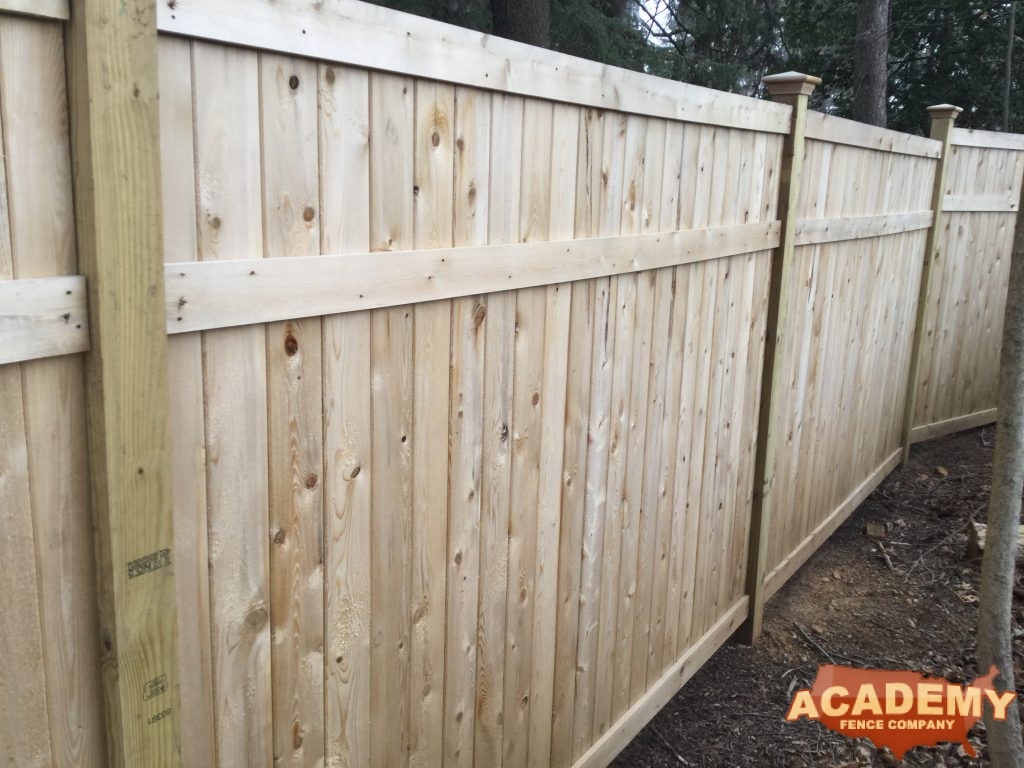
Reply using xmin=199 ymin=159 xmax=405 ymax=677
xmin=783 ymin=0 xmax=1023 ymax=134
xmin=638 ymin=0 xmax=785 ymax=95
xmin=550 ymin=0 xmax=666 ymax=74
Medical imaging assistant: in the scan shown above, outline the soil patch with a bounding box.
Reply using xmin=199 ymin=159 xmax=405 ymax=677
xmin=615 ymin=426 xmax=1024 ymax=767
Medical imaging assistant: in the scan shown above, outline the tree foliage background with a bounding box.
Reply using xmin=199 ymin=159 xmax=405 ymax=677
xmin=366 ymin=0 xmax=1023 ymax=135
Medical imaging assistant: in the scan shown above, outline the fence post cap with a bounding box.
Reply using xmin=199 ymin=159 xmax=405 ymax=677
xmin=761 ymin=71 xmax=821 ymax=97
xmin=927 ymin=104 xmax=963 ymax=120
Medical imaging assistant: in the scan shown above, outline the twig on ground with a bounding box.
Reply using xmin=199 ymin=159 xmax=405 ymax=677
xmin=905 ymin=529 xmax=961 ymax=581
xmin=877 ymin=542 xmax=895 ymax=571
xmin=651 ymin=724 xmax=691 ymax=765
xmin=794 ymin=623 xmax=838 ymax=665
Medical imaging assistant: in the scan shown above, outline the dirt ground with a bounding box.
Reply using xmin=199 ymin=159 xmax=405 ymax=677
xmin=615 ymin=426 xmax=1024 ymax=767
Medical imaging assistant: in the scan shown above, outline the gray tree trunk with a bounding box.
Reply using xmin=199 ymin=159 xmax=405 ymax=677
xmin=1005 ymin=1 xmax=1017 ymax=133
xmin=977 ymin=173 xmax=1024 ymax=767
xmin=490 ymin=0 xmax=550 ymax=47
xmin=853 ymin=0 xmax=889 ymax=127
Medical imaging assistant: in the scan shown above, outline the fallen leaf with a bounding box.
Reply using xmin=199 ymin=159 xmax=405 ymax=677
xmin=936 ymin=466 xmax=949 ymax=476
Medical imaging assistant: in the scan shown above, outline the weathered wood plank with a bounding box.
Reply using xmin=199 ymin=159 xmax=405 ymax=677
xmin=0 ymin=62 xmax=52 ymax=764
xmin=0 ymin=0 xmax=67 ymax=20
xmin=0 ymin=275 xmax=88 ymax=364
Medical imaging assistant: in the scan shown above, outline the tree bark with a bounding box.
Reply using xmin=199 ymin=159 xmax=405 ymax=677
xmin=1005 ymin=1 xmax=1017 ymax=133
xmin=853 ymin=0 xmax=889 ymax=127
xmin=490 ymin=0 xmax=550 ymax=47
xmin=977 ymin=166 xmax=1024 ymax=767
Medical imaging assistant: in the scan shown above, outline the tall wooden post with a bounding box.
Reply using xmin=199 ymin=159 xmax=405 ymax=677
xmin=738 ymin=72 xmax=820 ymax=644
xmin=65 ymin=1 xmax=181 ymax=765
xmin=900 ymin=104 xmax=963 ymax=464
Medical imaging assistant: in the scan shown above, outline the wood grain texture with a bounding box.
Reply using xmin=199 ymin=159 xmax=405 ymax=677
xmin=158 ymin=36 xmax=216 ymax=768
xmin=68 ymin=0 xmax=182 ymax=750
xmin=0 ymin=58 xmax=52 ymax=764
xmin=163 ymin=222 xmax=779 ymax=333
xmin=368 ymin=71 xmax=415 ymax=768
xmin=443 ymin=84 xmax=489 ymax=768
xmin=321 ymin=63 xmax=372 ymax=768
xmin=0 ymin=275 xmax=88 ymax=364
xmin=911 ymin=131 xmax=1024 ymax=441
xmin=262 ymin=53 xmax=326 ymax=768
xmin=763 ymin=101 xmax=940 ymax=605
xmin=192 ymin=41 xmax=272 ymax=768
xmin=17 ymin=13 xmax=114 ymax=767
xmin=0 ymin=0 xmax=67 ymax=20
xmin=11 ymin=8 xmax=1008 ymax=762
xmin=157 ymin=0 xmax=790 ymax=133
xmin=409 ymin=79 xmax=454 ymax=768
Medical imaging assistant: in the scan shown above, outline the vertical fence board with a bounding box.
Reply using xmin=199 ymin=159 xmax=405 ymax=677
xmin=261 ymin=53 xmax=326 ymax=768
xmin=0 ymin=45 xmax=52 ymax=762
xmin=526 ymin=100 xmax=578 ymax=768
xmin=368 ymin=71 xmax=415 ymax=768
xmin=409 ymin=79 xmax=455 ymax=768
xmin=2 ymin=16 xmax=106 ymax=766
xmin=321 ymin=62 xmax=372 ymax=768
xmin=502 ymin=97 xmax=552 ymax=768
xmin=193 ymin=41 xmax=273 ymax=768
xmin=159 ymin=36 xmax=216 ymax=768
xmin=444 ymin=84 xmax=490 ymax=768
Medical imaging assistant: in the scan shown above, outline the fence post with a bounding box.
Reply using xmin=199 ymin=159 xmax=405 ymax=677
xmin=737 ymin=72 xmax=820 ymax=644
xmin=65 ymin=1 xmax=181 ymax=765
xmin=899 ymin=105 xmax=963 ymax=464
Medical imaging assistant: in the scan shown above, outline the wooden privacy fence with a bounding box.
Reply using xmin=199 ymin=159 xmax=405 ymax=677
xmin=907 ymin=125 xmax=1024 ymax=444
xmin=0 ymin=1 xmax=1021 ymax=767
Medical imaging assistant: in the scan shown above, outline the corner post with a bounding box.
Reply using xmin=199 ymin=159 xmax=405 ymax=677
xmin=737 ymin=72 xmax=820 ymax=644
xmin=65 ymin=1 xmax=181 ymax=765
xmin=899 ymin=105 xmax=963 ymax=463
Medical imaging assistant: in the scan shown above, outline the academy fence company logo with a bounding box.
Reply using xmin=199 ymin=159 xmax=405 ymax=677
xmin=785 ymin=664 xmax=1017 ymax=758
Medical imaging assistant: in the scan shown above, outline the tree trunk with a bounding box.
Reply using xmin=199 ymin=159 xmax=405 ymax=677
xmin=853 ymin=0 xmax=889 ymax=127
xmin=977 ymin=167 xmax=1024 ymax=767
xmin=490 ymin=0 xmax=550 ymax=47
xmin=1005 ymin=1 xmax=1017 ymax=133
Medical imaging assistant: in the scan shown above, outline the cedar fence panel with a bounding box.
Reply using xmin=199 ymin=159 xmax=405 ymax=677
xmin=760 ymin=113 xmax=940 ymax=599
xmin=1 ymin=1 xmax=1023 ymax=766
xmin=152 ymin=5 xmax=786 ymax=766
xmin=910 ymin=128 xmax=1024 ymax=443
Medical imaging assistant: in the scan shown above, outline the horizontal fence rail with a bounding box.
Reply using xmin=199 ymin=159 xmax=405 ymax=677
xmin=0 ymin=2 xmax=1021 ymax=767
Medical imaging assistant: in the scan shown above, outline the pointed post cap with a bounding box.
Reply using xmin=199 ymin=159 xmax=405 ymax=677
xmin=927 ymin=104 xmax=963 ymax=121
xmin=761 ymin=71 xmax=822 ymax=97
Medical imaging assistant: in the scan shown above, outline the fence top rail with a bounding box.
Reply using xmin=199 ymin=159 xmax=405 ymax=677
xmin=157 ymin=0 xmax=792 ymax=134
xmin=952 ymin=127 xmax=1024 ymax=151
xmin=804 ymin=110 xmax=942 ymax=158
xmin=0 ymin=0 xmax=67 ymax=20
